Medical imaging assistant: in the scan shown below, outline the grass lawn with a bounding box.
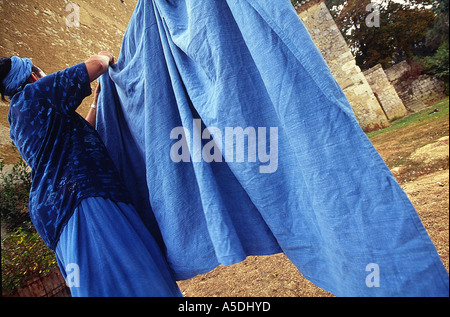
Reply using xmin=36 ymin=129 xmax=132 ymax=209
xmin=367 ymin=98 xmax=449 ymax=139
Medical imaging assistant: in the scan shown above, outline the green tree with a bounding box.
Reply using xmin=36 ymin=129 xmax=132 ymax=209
xmin=323 ymin=0 xmax=436 ymax=70
xmin=416 ymin=40 xmax=449 ymax=93
xmin=425 ymin=0 xmax=449 ymax=50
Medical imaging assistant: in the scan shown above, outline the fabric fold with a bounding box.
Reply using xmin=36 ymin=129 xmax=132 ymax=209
xmin=97 ymin=0 xmax=448 ymax=296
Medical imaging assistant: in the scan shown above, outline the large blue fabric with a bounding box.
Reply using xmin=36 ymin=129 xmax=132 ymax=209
xmin=97 ymin=0 xmax=449 ymax=296
xmin=56 ymin=197 xmax=182 ymax=297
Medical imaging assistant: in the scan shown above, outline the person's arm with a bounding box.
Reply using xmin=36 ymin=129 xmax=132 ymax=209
xmin=84 ymin=51 xmax=115 ymax=82
xmin=29 ymin=52 xmax=114 ymax=116
xmin=85 ymin=82 xmax=100 ymax=127
xmin=84 ymin=52 xmax=113 ymax=127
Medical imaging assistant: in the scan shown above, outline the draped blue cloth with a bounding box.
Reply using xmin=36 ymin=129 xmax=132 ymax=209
xmin=96 ymin=0 xmax=449 ymax=296
xmin=56 ymin=197 xmax=182 ymax=297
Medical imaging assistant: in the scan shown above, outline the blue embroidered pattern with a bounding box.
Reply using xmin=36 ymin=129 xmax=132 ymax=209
xmin=8 ymin=63 xmax=131 ymax=250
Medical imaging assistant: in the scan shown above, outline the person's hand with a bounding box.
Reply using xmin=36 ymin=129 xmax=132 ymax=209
xmin=98 ymin=51 xmax=115 ymax=66
xmin=85 ymin=52 xmax=115 ymax=82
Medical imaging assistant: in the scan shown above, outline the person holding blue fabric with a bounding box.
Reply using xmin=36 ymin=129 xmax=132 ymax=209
xmin=0 ymin=54 xmax=182 ymax=297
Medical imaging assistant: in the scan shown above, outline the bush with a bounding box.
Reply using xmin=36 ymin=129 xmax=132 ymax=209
xmin=0 ymin=158 xmax=33 ymax=232
xmin=416 ymin=41 xmax=450 ymax=94
xmin=1 ymin=158 xmax=57 ymax=295
xmin=1 ymin=227 xmax=57 ymax=295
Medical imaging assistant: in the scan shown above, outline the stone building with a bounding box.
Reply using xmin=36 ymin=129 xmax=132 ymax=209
xmin=384 ymin=60 xmax=447 ymax=112
xmin=363 ymin=64 xmax=408 ymax=120
xmin=296 ymin=0 xmax=389 ymax=132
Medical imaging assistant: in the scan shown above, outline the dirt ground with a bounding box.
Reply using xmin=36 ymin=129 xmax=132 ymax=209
xmin=0 ymin=0 xmax=136 ymax=115
xmin=0 ymin=0 xmax=137 ymax=169
xmin=1 ymin=0 xmax=448 ymax=298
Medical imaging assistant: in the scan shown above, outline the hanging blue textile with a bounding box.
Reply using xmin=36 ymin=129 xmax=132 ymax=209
xmin=96 ymin=0 xmax=449 ymax=296
xmin=56 ymin=197 xmax=182 ymax=297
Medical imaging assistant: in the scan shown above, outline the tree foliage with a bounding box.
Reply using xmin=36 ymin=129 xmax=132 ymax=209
xmin=425 ymin=0 xmax=449 ymax=50
xmin=323 ymin=0 xmax=436 ymax=70
xmin=0 ymin=158 xmax=32 ymax=232
xmin=1 ymin=158 xmax=57 ymax=294
xmin=2 ymin=227 xmax=57 ymax=294
xmin=416 ymin=40 xmax=449 ymax=93
xmin=422 ymin=40 xmax=449 ymax=81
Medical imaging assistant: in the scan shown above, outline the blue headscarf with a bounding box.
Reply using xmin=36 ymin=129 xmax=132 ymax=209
xmin=2 ymin=56 xmax=33 ymax=99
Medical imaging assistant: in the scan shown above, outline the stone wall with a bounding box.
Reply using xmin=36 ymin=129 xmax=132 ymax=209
xmin=296 ymin=0 xmax=389 ymax=132
xmin=2 ymin=268 xmax=71 ymax=297
xmin=385 ymin=60 xmax=447 ymax=112
xmin=384 ymin=61 xmax=427 ymax=112
xmin=384 ymin=60 xmax=410 ymax=82
xmin=364 ymin=64 xmax=408 ymax=120
xmin=408 ymin=75 xmax=447 ymax=106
